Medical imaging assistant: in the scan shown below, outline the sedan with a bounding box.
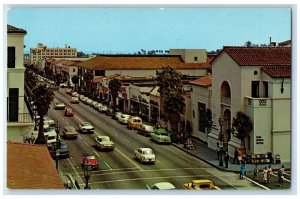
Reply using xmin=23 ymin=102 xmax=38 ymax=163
xmin=137 ymin=124 xmax=155 ymax=137
xmin=95 ymin=135 xmax=115 ymax=150
xmin=61 ymin=125 xmax=78 ymax=139
xmin=43 ymin=116 xmax=55 ymax=126
xmin=70 ymin=96 xmax=79 ymax=103
xmin=54 ymin=102 xmax=66 ymax=110
xmin=119 ymin=114 xmax=130 ymax=124
xmin=134 ymin=148 xmax=155 ymax=164
xmin=49 ymin=142 xmax=70 ymax=159
xmin=64 ymin=108 xmax=74 ymax=117
xmin=82 ymin=155 xmax=98 ymax=170
xmin=78 ymin=122 xmax=94 ymax=134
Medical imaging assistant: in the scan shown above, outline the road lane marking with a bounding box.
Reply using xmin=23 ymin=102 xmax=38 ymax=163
xmin=244 ymin=176 xmax=270 ymax=190
xmin=94 ymin=150 xmax=112 ymax=170
xmin=124 ymin=138 xmax=130 ymax=143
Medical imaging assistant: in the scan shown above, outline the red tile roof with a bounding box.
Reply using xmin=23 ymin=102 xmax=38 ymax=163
xmin=7 ymin=25 xmax=27 ymax=34
xmin=216 ymin=46 xmax=291 ymax=66
xmin=62 ymin=60 xmax=80 ymax=66
xmin=189 ymin=73 xmax=212 ymax=87
xmin=261 ymin=66 xmax=291 ymax=78
xmin=7 ymin=142 xmax=64 ymax=189
xmin=76 ymin=55 xmax=211 ymax=70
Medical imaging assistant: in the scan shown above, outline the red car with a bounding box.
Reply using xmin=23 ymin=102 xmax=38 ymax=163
xmin=64 ymin=108 xmax=74 ymax=117
xmin=82 ymin=155 xmax=98 ymax=170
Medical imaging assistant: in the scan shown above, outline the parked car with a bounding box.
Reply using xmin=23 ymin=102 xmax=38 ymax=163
xmin=54 ymin=102 xmax=66 ymax=110
xmin=43 ymin=116 xmax=55 ymax=126
xmin=98 ymin=104 xmax=108 ymax=113
xmin=127 ymin=116 xmax=142 ymax=130
xmin=44 ymin=127 xmax=58 ymax=145
xmin=105 ymin=107 xmax=114 ymax=116
xmin=134 ymin=147 xmax=155 ymax=164
xmin=71 ymin=92 xmax=79 ymax=97
xmin=90 ymin=101 xmax=98 ymax=108
xmin=49 ymin=142 xmax=70 ymax=159
xmin=70 ymin=96 xmax=79 ymax=104
xmin=150 ymin=128 xmax=171 ymax=144
xmin=118 ymin=114 xmax=130 ymax=124
xmin=82 ymin=155 xmax=98 ymax=170
xmin=61 ymin=125 xmax=78 ymax=139
xmin=59 ymin=82 xmax=68 ymax=88
xmin=65 ymin=108 xmax=74 ymax=117
xmin=183 ymin=179 xmax=221 ymax=190
xmin=137 ymin=124 xmax=155 ymax=137
xmin=79 ymin=95 xmax=85 ymax=101
xmin=113 ymin=111 xmax=123 ymax=120
xmin=94 ymin=135 xmax=115 ymax=151
xmin=85 ymin=98 xmax=93 ymax=105
xmin=146 ymin=182 xmax=176 ymax=190
xmin=78 ymin=122 xmax=94 ymax=133
xmin=81 ymin=97 xmax=88 ymax=104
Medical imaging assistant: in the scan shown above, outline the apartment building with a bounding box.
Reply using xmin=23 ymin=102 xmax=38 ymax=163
xmin=7 ymin=25 xmax=34 ymax=142
xmin=30 ymin=43 xmax=77 ymax=66
xmin=208 ymin=46 xmax=291 ymax=162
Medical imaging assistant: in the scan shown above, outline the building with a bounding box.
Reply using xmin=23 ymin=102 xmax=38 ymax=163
xmin=7 ymin=142 xmax=64 ymax=189
xmin=208 ymin=46 xmax=291 ymax=162
xmin=30 ymin=43 xmax=77 ymax=66
xmin=7 ymin=24 xmax=35 ymax=142
xmin=169 ymin=49 xmax=208 ymax=63
xmin=189 ymin=73 xmax=212 ymax=142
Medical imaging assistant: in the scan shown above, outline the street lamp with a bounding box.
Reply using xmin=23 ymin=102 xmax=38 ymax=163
xmin=218 ymin=117 xmax=224 ymax=167
xmin=54 ymin=121 xmax=61 ymax=170
xmin=83 ymin=163 xmax=92 ymax=189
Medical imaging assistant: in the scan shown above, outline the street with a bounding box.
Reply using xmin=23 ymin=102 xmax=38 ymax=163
xmin=48 ymin=88 xmax=265 ymax=190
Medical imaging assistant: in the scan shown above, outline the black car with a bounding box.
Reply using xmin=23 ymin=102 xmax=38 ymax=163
xmin=49 ymin=142 xmax=70 ymax=159
xmin=106 ymin=108 xmax=114 ymax=116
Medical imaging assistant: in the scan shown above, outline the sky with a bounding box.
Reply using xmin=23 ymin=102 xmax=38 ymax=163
xmin=6 ymin=6 xmax=292 ymax=55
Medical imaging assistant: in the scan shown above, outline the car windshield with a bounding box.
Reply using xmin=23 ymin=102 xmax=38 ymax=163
xmin=60 ymin=144 xmax=68 ymax=149
xmin=82 ymin=122 xmax=91 ymax=126
xmin=144 ymin=150 xmax=153 ymax=154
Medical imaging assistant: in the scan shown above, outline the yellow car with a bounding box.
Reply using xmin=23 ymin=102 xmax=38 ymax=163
xmin=183 ymin=179 xmax=221 ymax=190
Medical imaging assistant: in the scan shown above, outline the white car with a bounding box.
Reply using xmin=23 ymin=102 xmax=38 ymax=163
xmin=95 ymin=135 xmax=115 ymax=150
xmin=95 ymin=103 xmax=103 ymax=110
xmin=119 ymin=114 xmax=130 ymax=124
xmin=85 ymin=98 xmax=93 ymax=105
xmin=71 ymin=92 xmax=79 ymax=97
xmin=54 ymin=102 xmax=66 ymax=110
xmin=79 ymin=95 xmax=85 ymax=101
xmin=90 ymin=101 xmax=98 ymax=108
xmin=70 ymin=96 xmax=79 ymax=103
xmin=43 ymin=116 xmax=55 ymax=126
xmin=114 ymin=111 xmax=123 ymax=120
xmin=134 ymin=148 xmax=155 ymax=164
xmin=99 ymin=105 xmax=108 ymax=112
xmin=59 ymin=82 xmax=68 ymax=88
xmin=78 ymin=122 xmax=94 ymax=134
xmin=146 ymin=182 xmax=176 ymax=190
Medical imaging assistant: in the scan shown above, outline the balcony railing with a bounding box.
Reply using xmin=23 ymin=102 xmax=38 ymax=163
xmin=7 ymin=96 xmax=34 ymax=123
xmin=221 ymin=96 xmax=231 ymax=106
xmin=7 ymin=113 xmax=33 ymax=123
xmin=245 ymin=96 xmax=271 ymax=108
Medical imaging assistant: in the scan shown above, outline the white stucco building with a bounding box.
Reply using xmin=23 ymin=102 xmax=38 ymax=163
xmin=7 ymin=25 xmax=35 ymax=142
xmin=207 ymin=46 xmax=291 ymax=162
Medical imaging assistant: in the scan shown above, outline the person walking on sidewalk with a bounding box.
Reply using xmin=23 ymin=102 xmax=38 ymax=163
xmin=253 ymin=164 xmax=258 ymax=181
xmin=277 ymin=165 xmax=285 ymax=186
xmin=240 ymin=161 xmax=246 ymax=179
xmin=233 ymin=148 xmax=238 ymax=164
xmin=263 ymin=167 xmax=268 ymax=183
xmin=216 ymin=142 xmax=220 ymax=160
xmin=224 ymin=151 xmax=229 ymax=168
xmin=267 ymin=165 xmax=273 ymax=183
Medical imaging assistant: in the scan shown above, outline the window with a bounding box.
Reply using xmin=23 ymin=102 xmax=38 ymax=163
xmin=73 ymin=68 xmax=76 ymax=72
xmin=194 ymin=56 xmax=198 ymax=61
xmin=198 ymin=102 xmax=206 ymax=132
xmin=263 ymin=81 xmax=268 ymax=98
xmin=8 ymin=47 xmax=15 ymax=68
xmin=95 ymin=70 xmax=105 ymax=76
xmin=251 ymin=81 xmax=260 ymax=98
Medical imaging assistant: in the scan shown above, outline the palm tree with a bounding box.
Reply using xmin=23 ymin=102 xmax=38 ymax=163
xmin=83 ymin=71 xmax=94 ymax=97
xmin=71 ymin=75 xmax=79 ymax=92
xmin=33 ymin=83 xmax=54 ymax=144
xmin=108 ymin=78 xmax=121 ymax=112
xmin=232 ymin=111 xmax=253 ymax=150
xmin=164 ymin=91 xmax=185 ymax=135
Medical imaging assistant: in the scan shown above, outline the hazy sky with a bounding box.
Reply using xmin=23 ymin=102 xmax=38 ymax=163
xmin=7 ymin=6 xmax=291 ymax=54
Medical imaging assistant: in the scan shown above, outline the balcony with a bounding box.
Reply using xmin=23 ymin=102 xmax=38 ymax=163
xmin=221 ymin=96 xmax=231 ymax=106
xmin=7 ymin=96 xmax=34 ymax=124
xmin=245 ymin=96 xmax=271 ymax=108
xmin=7 ymin=113 xmax=33 ymax=123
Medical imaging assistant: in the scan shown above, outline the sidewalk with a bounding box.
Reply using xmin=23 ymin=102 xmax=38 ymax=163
xmin=172 ymin=137 xmax=290 ymax=173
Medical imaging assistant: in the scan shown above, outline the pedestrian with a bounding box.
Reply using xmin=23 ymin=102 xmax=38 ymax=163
xmin=224 ymin=151 xmax=229 ymax=168
xmin=262 ymin=167 xmax=268 ymax=183
xmin=277 ymin=165 xmax=285 ymax=186
xmin=233 ymin=148 xmax=238 ymax=164
xmin=240 ymin=161 xmax=246 ymax=179
xmin=237 ymin=148 xmax=243 ymax=164
xmin=216 ymin=142 xmax=220 ymax=160
xmin=267 ymin=165 xmax=273 ymax=183
xmin=254 ymin=164 xmax=258 ymax=181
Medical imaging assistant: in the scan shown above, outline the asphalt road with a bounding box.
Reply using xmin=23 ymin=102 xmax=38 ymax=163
xmin=47 ymin=88 xmax=265 ymax=190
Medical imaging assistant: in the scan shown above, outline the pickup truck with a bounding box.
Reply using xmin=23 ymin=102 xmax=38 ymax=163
xmin=183 ymin=179 xmax=221 ymax=190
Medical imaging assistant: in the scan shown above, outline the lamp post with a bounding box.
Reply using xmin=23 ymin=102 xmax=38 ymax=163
xmin=54 ymin=121 xmax=61 ymax=170
xmin=83 ymin=163 xmax=92 ymax=189
xmin=218 ymin=117 xmax=224 ymax=167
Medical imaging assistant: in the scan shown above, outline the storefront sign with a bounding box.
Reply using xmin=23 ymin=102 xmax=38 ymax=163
xmin=256 ymin=136 xmax=264 ymax=144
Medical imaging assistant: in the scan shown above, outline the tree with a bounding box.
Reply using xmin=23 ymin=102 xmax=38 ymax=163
xmin=204 ymin=108 xmax=213 ymax=134
xmin=108 ymin=78 xmax=121 ymax=112
xmin=244 ymin=41 xmax=253 ymax=47
xmin=163 ymin=91 xmax=185 ymax=134
xmin=33 ymin=83 xmax=54 ymax=144
xmin=83 ymin=71 xmax=94 ymax=97
xmin=232 ymin=111 xmax=253 ymax=150
xmin=71 ymin=75 xmax=79 ymax=92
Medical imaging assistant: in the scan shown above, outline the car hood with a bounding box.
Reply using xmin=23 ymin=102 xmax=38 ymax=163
xmin=82 ymin=126 xmax=93 ymax=129
xmin=100 ymin=141 xmax=114 ymax=145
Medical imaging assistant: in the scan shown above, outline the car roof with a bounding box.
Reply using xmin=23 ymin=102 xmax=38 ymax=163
xmin=64 ymin=125 xmax=75 ymax=130
xmin=152 ymin=182 xmax=176 ymax=190
xmin=139 ymin=147 xmax=152 ymax=151
xmin=97 ymin=135 xmax=109 ymax=139
xmin=192 ymin=179 xmax=213 ymax=184
xmin=85 ymin=155 xmax=96 ymax=159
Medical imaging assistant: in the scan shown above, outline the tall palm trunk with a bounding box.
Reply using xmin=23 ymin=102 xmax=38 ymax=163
xmin=35 ymin=115 xmax=46 ymax=144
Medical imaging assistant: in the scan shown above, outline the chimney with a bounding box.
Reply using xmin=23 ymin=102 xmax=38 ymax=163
xmin=65 ymin=44 xmax=68 ymax=48
xmin=269 ymin=37 xmax=272 ymax=45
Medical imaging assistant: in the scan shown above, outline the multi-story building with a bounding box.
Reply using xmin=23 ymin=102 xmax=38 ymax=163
xmin=30 ymin=43 xmax=77 ymax=66
xmin=7 ymin=25 xmax=34 ymax=142
xmin=208 ymin=46 xmax=291 ymax=162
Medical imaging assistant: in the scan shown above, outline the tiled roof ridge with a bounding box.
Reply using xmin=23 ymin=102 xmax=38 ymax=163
xmin=7 ymin=24 xmax=27 ymax=34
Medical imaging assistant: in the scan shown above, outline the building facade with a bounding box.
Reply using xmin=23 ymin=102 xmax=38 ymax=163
xmin=208 ymin=46 xmax=291 ymax=162
xmin=7 ymin=25 xmax=34 ymax=142
xmin=30 ymin=43 xmax=77 ymax=66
